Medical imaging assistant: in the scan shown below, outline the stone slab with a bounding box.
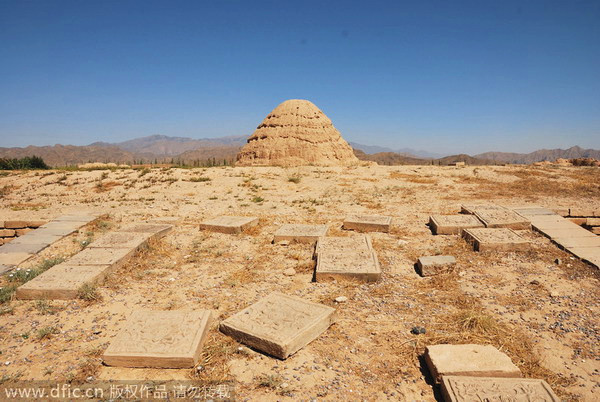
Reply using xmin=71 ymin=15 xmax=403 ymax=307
xmin=220 ymin=292 xmax=336 ymax=359
xmin=119 ymin=223 xmax=173 ymax=237
xmin=103 ymin=310 xmax=213 ymax=368
xmin=462 ymin=228 xmax=529 ymax=252
xmin=273 ymin=224 xmax=328 ymax=244
xmin=16 ymin=264 xmax=111 ymax=300
xmin=569 ymin=208 xmax=598 ymax=217
xmin=512 ymin=207 xmax=558 ymax=217
xmin=569 ymin=217 xmax=587 ymax=225
xmin=199 ymin=216 xmax=259 ymax=234
xmin=417 ymin=255 xmax=456 ymax=277
xmin=15 ymin=228 xmax=33 ymax=236
xmin=315 ymin=235 xmax=381 ymax=282
xmin=36 ymin=221 xmax=85 ymax=236
xmin=4 ymin=221 xmax=30 ymax=229
xmin=54 ymin=214 xmax=100 ymax=222
xmin=342 ymin=215 xmax=392 ymax=233
xmin=0 ymin=252 xmax=33 ymax=266
xmin=0 ymin=242 xmax=48 ymax=255
xmin=68 ymin=247 xmax=137 ymax=269
xmin=541 ymin=228 xmax=598 ymax=240
xmin=26 ymin=220 xmax=46 ymax=228
xmin=473 ymin=208 xmax=531 ymax=230
xmin=552 ymin=208 xmax=570 ymax=217
xmin=0 ymin=264 xmax=11 ymax=274
xmin=88 ymin=232 xmax=152 ymax=250
xmin=460 ymin=204 xmax=505 ymax=215
xmin=554 ymin=236 xmax=600 ymax=249
xmin=440 ymin=376 xmax=559 ymax=402
xmin=429 ymin=215 xmax=484 ymax=235
xmin=565 ymin=247 xmax=600 ymax=267
xmin=531 ymin=219 xmax=583 ymax=232
xmin=586 ymin=218 xmax=600 ymax=227
xmin=425 ymin=344 xmax=521 ymax=383
xmin=0 ymin=229 xmax=16 ymax=237
xmin=11 ymin=232 xmax=63 ymax=245
xmin=592 ymin=227 xmax=600 ymax=235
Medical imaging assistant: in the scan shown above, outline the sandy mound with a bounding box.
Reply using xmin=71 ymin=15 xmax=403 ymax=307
xmin=236 ymin=99 xmax=359 ymax=166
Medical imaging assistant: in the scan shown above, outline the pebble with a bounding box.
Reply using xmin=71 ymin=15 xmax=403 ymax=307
xmin=283 ymin=268 xmax=296 ymax=276
xmin=335 ymin=296 xmax=348 ymax=303
xmin=411 ymin=327 xmax=426 ymax=335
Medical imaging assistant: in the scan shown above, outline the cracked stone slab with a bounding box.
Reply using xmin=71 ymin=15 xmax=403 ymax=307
xmin=342 ymin=215 xmax=392 ymax=233
xmin=88 ymin=232 xmax=152 ymax=250
xmin=103 ymin=310 xmax=213 ymax=368
xmin=440 ymin=376 xmax=559 ymax=402
xmin=315 ymin=235 xmax=381 ymax=282
xmin=429 ymin=215 xmax=484 ymax=235
xmin=417 ymin=255 xmax=456 ymax=277
xmin=199 ymin=216 xmax=259 ymax=234
xmin=220 ymin=292 xmax=336 ymax=359
xmin=16 ymin=264 xmax=112 ymax=300
xmin=68 ymin=247 xmax=137 ymax=269
xmin=462 ymin=228 xmax=529 ymax=252
xmin=273 ymin=224 xmax=328 ymax=244
xmin=425 ymin=344 xmax=521 ymax=383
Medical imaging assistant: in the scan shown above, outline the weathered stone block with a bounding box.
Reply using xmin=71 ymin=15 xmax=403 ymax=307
xmin=513 ymin=207 xmax=557 ymax=217
xmin=460 ymin=204 xmax=505 ymax=215
xmin=425 ymin=344 xmax=521 ymax=383
xmin=315 ymin=235 xmax=381 ymax=282
xmin=16 ymin=264 xmax=111 ymax=300
xmin=592 ymin=227 xmax=600 ymax=235
xmin=473 ymin=208 xmax=531 ymax=230
xmin=0 ymin=229 xmax=16 ymax=237
xmin=569 ymin=208 xmax=596 ymax=217
xmin=26 ymin=220 xmax=46 ymax=228
xmin=37 ymin=221 xmax=85 ymax=236
xmin=586 ymin=218 xmax=600 ymax=227
xmin=417 ymin=255 xmax=456 ymax=277
xmin=0 ymin=252 xmax=33 ymax=266
xmin=342 ymin=215 xmax=392 ymax=233
xmin=541 ymin=228 xmax=598 ymax=240
xmin=119 ymin=223 xmax=173 ymax=237
xmin=103 ymin=310 xmax=213 ymax=368
xmin=440 ymin=376 xmax=559 ymax=402
xmin=273 ymin=224 xmax=328 ymax=244
xmin=11 ymin=232 xmax=62 ymax=245
xmin=4 ymin=221 xmax=29 ymax=229
xmin=429 ymin=215 xmax=484 ymax=235
xmin=88 ymin=232 xmax=152 ymax=250
xmin=462 ymin=228 xmax=529 ymax=252
xmin=68 ymin=247 xmax=137 ymax=269
xmin=554 ymin=236 xmax=600 ymax=249
xmin=199 ymin=216 xmax=259 ymax=234
xmin=15 ymin=228 xmax=33 ymax=236
xmin=568 ymin=218 xmax=587 ymax=225
xmin=220 ymin=292 xmax=336 ymax=359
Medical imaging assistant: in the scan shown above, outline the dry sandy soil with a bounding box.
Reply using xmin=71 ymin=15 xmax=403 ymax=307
xmin=0 ymin=164 xmax=599 ymax=401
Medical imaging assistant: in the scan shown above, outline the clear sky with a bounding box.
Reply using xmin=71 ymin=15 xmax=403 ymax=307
xmin=1 ymin=0 xmax=599 ymax=154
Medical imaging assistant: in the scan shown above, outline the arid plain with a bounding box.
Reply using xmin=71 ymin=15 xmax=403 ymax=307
xmin=0 ymin=164 xmax=599 ymax=401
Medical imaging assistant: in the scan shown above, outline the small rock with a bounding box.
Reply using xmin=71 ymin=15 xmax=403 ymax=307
xmin=530 ymin=279 xmax=540 ymax=286
xmin=283 ymin=268 xmax=296 ymax=276
xmin=550 ymin=291 xmax=560 ymax=298
xmin=398 ymin=239 xmax=409 ymax=246
xmin=555 ymin=258 xmax=561 ymax=265
xmin=279 ymin=240 xmax=290 ymax=246
xmin=411 ymin=327 xmax=426 ymax=335
xmin=280 ymin=382 xmax=289 ymax=389
xmin=335 ymin=296 xmax=348 ymax=303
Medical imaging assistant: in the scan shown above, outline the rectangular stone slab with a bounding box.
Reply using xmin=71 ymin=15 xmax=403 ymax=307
xmin=315 ymin=235 xmax=381 ymax=282
xmin=54 ymin=214 xmax=100 ymax=222
xmin=553 ymin=236 xmax=600 ymax=249
xmin=566 ymin=247 xmax=600 ymax=265
xmin=425 ymin=344 xmax=521 ymax=383
xmin=88 ymin=232 xmax=152 ymax=250
xmin=199 ymin=216 xmax=259 ymax=234
xmin=417 ymin=255 xmax=456 ymax=277
xmin=460 ymin=204 xmax=505 ymax=215
xmin=16 ymin=264 xmax=111 ymax=300
xmin=462 ymin=228 xmax=529 ymax=252
xmin=0 ymin=242 xmax=48 ymax=255
xmin=569 ymin=208 xmax=597 ymax=217
xmin=0 ymin=252 xmax=33 ymax=267
xmin=119 ymin=223 xmax=173 ymax=237
xmin=220 ymin=292 xmax=336 ymax=359
xmin=273 ymin=224 xmax=328 ymax=244
xmin=3 ymin=221 xmax=30 ymax=229
xmin=36 ymin=221 xmax=86 ymax=236
xmin=586 ymin=218 xmax=600 ymax=227
xmin=429 ymin=215 xmax=484 ymax=235
xmin=473 ymin=208 xmax=531 ymax=230
xmin=102 ymin=310 xmax=213 ymax=368
xmin=541 ymin=228 xmax=598 ymax=240
xmin=68 ymin=247 xmax=137 ymax=269
xmin=513 ymin=207 xmax=558 ymax=217
xmin=440 ymin=376 xmax=559 ymax=402
xmin=10 ymin=232 xmax=63 ymax=245
xmin=342 ymin=215 xmax=392 ymax=233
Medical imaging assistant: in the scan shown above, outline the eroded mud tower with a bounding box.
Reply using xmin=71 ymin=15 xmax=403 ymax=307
xmin=236 ymin=99 xmax=359 ymax=166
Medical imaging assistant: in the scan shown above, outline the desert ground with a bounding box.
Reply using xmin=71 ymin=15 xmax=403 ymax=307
xmin=0 ymin=164 xmax=599 ymax=401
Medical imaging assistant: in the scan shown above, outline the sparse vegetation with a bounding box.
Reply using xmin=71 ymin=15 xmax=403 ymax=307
xmin=0 ymin=156 xmax=49 ymax=170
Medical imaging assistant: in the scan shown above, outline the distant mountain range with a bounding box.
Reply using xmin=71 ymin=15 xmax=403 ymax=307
xmin=0 ymin=134 xmax=598 ymax=167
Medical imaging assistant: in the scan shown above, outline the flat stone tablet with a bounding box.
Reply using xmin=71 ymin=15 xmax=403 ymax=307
xmin=273 ymin=224 xmax=328 ymax=244
xmin=460 ymin=204 xmax=505 ymax=215
xmin=554 ymin=236 xmax=600 ymax=249
xmin=103 ymin=310 xmax=213 ymax=368
xmin=0 ymin=252 xmax=33 ymax=266
xmin=68 ymin=247 xmax=137 ymax=269
xmin=119 ymin=223 xmax=173 ymax=237
xmin=10 ymin=232 xmax=62 ymax=246
xmin=16 ymin=264 xmax=111 ymax=300
xmin=220 ymin=292 xmax=336 ymax=359
xmin=425 ymin=344 xmax=521 ymax=383
xmin=462 ymin=228 xmax=529 ymax=252
xmin=440 ymin=376 xmax=559 ymax=402
xmin=473 ymin=208 xmax=531 ymax=230
xmin=3 ymin=221 xmax=30 ymax=229
xmin=315 ymin=235 xmax=381 ymax=282
xmin=199 ymin=216 xmax=259 ymax=234
xmin=542 ymin=228 xmax=598 ymax=240
xmin=513 ymin=207 xmax=558 ymax=217
xmin=342 ymin=215 xmax=392 ymax=233
xmin=417 ymin=255 xmax=456 ymax=277
xmin=429 ymin=215 xmax=484 ymax=235
xmin=88 ymin=232 xmax=152 ymax=250
xmin=569 ymin=208 xmax=597 ymax=217
xmin=0 ymin=242 xmax=48 ymax=255
xmin=36 ymin=221 xmax=85 ymax=236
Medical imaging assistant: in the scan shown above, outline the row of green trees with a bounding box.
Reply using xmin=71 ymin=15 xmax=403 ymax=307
xmin=0 ymin=156 xmax=49 ymax=170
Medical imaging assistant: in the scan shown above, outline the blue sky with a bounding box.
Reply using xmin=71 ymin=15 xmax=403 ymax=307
xmin=1 ymin=0 xmax=599 ymax=154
